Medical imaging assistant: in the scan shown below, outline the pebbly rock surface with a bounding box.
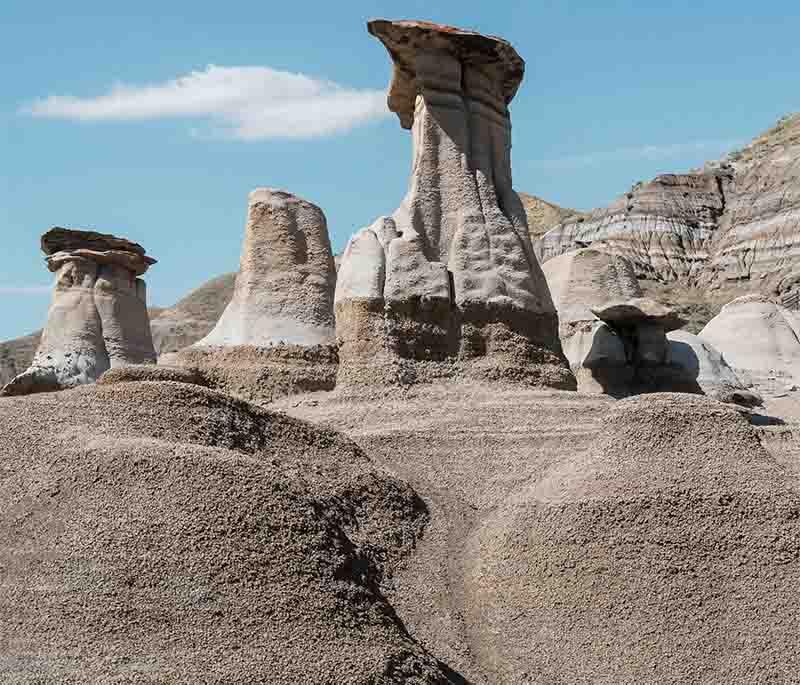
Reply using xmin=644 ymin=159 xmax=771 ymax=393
xmin=170 ymin=189 xmax=338 ymax=403
xmin=1 ymin=228 xmax=157 ymax=397
xmin=465 ymin=393 xmax=800 ymax=683
xmin=0 ymin=381 xmax=457 ymax=683
xmin=536 ymin=113 xmax=800 ymax=297
xmin=335 ymin=20 xmax=574 ymax=390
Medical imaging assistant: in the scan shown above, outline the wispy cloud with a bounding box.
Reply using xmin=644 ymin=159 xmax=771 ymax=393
xmin=23 ymin=65 xmax=390 ymax=140
xmin=0 ymin=285 xmax=52 ymax=296
xmin=529 ymin=139 xmax=745 ymax=170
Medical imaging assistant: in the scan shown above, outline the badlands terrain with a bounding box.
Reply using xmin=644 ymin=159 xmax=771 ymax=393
xmin=2 ymin=18 xmax=800 ymax=685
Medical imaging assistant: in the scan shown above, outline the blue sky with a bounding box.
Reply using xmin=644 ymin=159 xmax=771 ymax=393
xmin=2 ymin=0 xmax=799 ymax=341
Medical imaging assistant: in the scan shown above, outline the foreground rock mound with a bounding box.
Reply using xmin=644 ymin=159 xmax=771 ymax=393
xmin=700 ymin=294 xmax=800 ymax=391
xmin=1 ymin=228 xmax=157 ymax=397
xmin=0 ymin=381 xmax=457 ymax=683
xmin=172 ymin=189 xmax=338 ymax=402
xmin=467 ymin=393 xmax=800 ymax=683
xmin=334 ymin=20 xmax=573 ymax=389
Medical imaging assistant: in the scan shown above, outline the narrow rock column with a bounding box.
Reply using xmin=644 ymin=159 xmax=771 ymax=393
xmin=1 ymin=228 xmax=157 ymax=396
xmin=170 ymin=189 xmax=338 ymax=403
xmin=335 ymin=20 xmax=574 ymax=389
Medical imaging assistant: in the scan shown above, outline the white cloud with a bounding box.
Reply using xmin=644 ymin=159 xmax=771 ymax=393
xmin=530 ymin=139 xmax=745 ymax=170
xmin=23 ymin=65 xmax=390 ymax=140
xmin=0 ymin=285 xmax=52 ymax=296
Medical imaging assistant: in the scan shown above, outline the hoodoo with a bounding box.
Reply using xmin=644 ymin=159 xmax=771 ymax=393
xmin=171 ymin=188 xmax=338 ymax=402
xmin=334 ymin=20 xmax=574 ymax=389
xmin=1 ymin=228 xmax=157 ymax=397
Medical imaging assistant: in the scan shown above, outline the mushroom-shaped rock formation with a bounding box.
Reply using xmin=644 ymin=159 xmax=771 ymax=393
xmin=465 ymin=393 xmax=800 ymax=683
xmin=700 ymin=294 xmax=800 ymax=393
xmin=171 ymin=189 xmax=338 ymax=403
xmin=666 ymin=330 xmax=762 ymax=406
xmin=334 ymin=20 xmax=574 ymax=389
xmin=0 ymin=381 xmax=458 ymax=683
xmin=1 ymin=228 xmax=157 ymax=397
xmin=591 ymin=297 xmax=686 ymax=371
xmin=542 ymin=248 xmax=642 ymax=392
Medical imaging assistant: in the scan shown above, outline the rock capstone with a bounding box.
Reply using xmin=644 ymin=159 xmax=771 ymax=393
xmin=334 ymin=20 xmax=574 ymax=389
xmin=1 ymin=228 xmax=157 ymax=396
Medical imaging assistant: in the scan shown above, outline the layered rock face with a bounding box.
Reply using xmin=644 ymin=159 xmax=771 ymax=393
xmin=1 ymin=228 xmax=157 ymax=397
xmin=171 ymin=189 xmax=338 ymax=402
xmin=335 ymin=20 xmax=573 ymax=389
xmin=536 ymin=113 xmax=800 ymax=296
xmin=537 ymin=172 xmax=727 ymax=281
xmin=707 ymin=113 xmax=800 ymax=287
xmin=700 ymin=294 xmax=800 ymax=391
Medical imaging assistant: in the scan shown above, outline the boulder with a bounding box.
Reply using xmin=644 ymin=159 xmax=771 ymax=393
xmin=335 ymin=20 xmax=574 ymax=390
xmin=1 ymin=228 xmax=157 ymax=397
xmin=666 ymin=330 xmax=762 ymax=406
xmin=0 ymin=381 xmax=456 ymax=683
xmin=700 ymin=294 xmax=800 ymax=391
xmin=466 ymin=393 xmax=800 ymax=683
xmin=171 ymin=189 xmax=338 ymax=403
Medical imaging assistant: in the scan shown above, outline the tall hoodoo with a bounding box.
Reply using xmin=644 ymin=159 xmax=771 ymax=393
xmin=1 ymin=228 xmax=157 ymax=397
xmin=335 ymin=19 xmax=573 ymax=388
xmin=170 ymin=188 xmax=338 ymax=402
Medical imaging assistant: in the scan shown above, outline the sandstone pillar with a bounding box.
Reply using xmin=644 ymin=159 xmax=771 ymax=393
xmin=1 ymin=228 xmax=157 ymax=396
xmin=170 ymin=189 xmax=338 ymax=403
xmin=335 ymin=20 xmax=573 ymax=389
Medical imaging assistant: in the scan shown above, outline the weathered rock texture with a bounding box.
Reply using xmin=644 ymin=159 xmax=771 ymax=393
xmin=536 ymin=113 xmax=800 ymax=298
xmin=171 ymin=189 xmax=338 ymax=403
xmin=466 ymin=393 xmax=800 ymax=683
xmin=335 ymin=20 xmax=573 ymax=389
xmin=0 ymin=381 xmax=459 ymax=683
xmin=666 ymin=329 xmax=761 ymax=406
xmin=542 ymin=248 xmax=639 ymax=392
xmin=541 ymin=247 xmax=708 ymax=397
xmin=700 ymin=294 xmax=800 ymax=392
xmin=1 ymin=228 xmax=157 ymax=397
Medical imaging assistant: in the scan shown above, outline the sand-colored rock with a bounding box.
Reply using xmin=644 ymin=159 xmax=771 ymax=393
xmin=1 ymin=228 xmax=157 ymax=397
xmin=171 ymin=189 xmax=338 ymax=402
xmin=0 ymin=381 xmax=457 ymax=683
xmin=200 ymin=189 xmax=335 ymax=347
xmin=335 ymin=20 xmax=573 ymax=390
xmin=666 ymin=329 xmax=761 ymax=406
xmin=700 ymin=294 xmax=800 ymax=391
xmin=518 ymin=192 xmax=585 ymax=243
xmin=465 ymin=393 xmax=800 ymax=683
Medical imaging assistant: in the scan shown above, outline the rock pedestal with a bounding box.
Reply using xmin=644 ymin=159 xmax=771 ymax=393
xmin=171 ymin=189 xmax=338 ymax=403
xmin=1 ymin=228 xmax=157 ymax=397
xmin=334 ymin=20 xmax=573 ymax=389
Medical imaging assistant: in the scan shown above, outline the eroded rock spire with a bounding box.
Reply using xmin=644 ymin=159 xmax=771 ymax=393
xmin=335 ymin=19 xmax=574 ymax=388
